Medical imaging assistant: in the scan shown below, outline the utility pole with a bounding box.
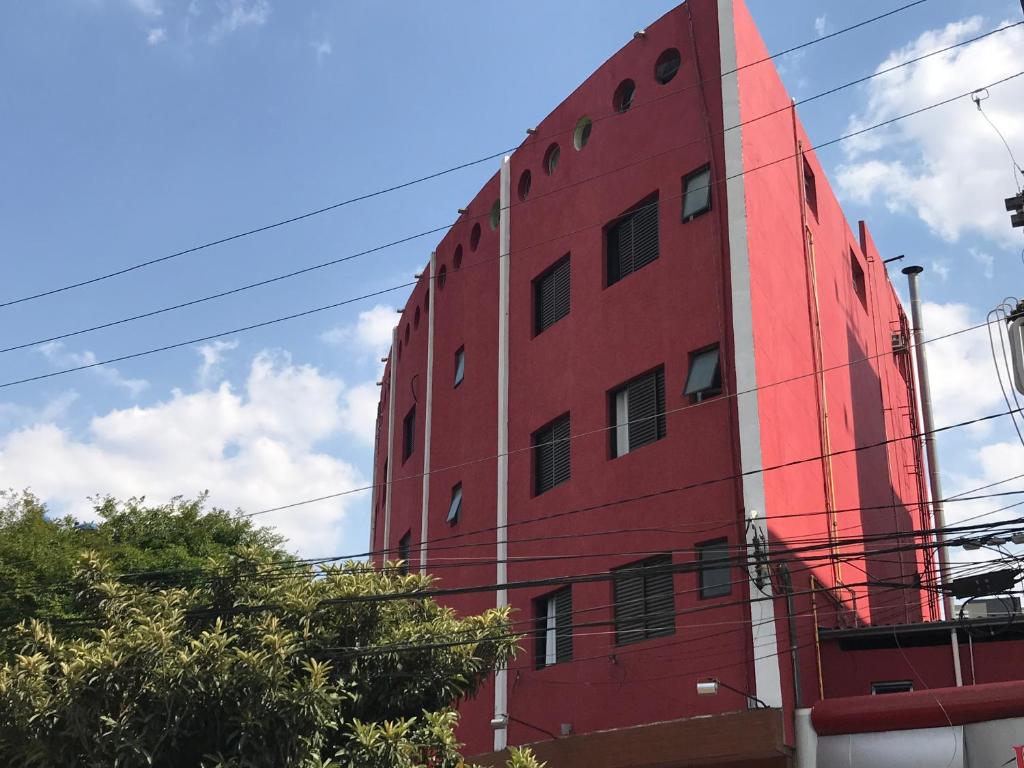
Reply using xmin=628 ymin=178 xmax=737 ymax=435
xmin=902 ymin=265 xmax=963 ymax=686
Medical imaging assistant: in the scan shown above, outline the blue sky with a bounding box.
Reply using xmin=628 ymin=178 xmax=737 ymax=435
xmin=1 ymin=0 xmax=1022 ymax=559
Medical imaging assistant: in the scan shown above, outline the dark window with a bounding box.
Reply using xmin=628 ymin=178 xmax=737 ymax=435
xmin=544 ymin=143 xmax=560 ymax=176
xmin=447 ymin=483 xmax=462 ymax=525
xmin=614 ymin=78 xmax=636 ymax=113
xmin=607 ymin=195 xmax=659 ymax=286
xmin=851 ymin=250 xmax=868 ymax=310
xmin=454 ymin=346 xmax=465 ymax=387
xmin=381 ymin=459 xmax=388 ymax=505
xmin=518 ymin=169 xmax=532 ymax=201
xmin=402 ymin=406 xmax=416 ymax=461
xmin=655 ymin=49 xmax=681 ymax=84
xmin=397 ymin=530 xmax=411 ymax=575
xmin=533 ymin=414 xmax=571 ymax=496
xmin=610 ymin=367 xmax=666 ymax=458
xmin=803 ymin=158 xmax=818 ymax=219
xmin=684 ymin=346 xmax=722 ymax=402
xmin=871 ymin=681 xmax=913 ymax=695
xmin=682 ymin=166 xmax=712 ymax=220
xmin=534 ymin=256 xmax=571 ymax=335
xmin=613 ymin=555 xmax=676 ymax=645
xmin=535 ymin=587 xmax=573 ymax=667
xmin=698 ymin=539 xmax=732 ymax=598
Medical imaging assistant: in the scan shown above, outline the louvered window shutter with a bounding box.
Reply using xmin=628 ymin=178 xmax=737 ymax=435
xmin=643 ymin=556 xmax=676 ymax=638
xmin=534 ymin=415 xmax=570 ymax=495
xmin=535 ymin=257 xmax=571 ymax=334
xmin=624 ymin=369 xmax=666 ymax=451
xmin=554 ymin=588 xmax=573 ymax=662
xmin=608 ymin=198 xmax=659 ymax=286
xmin=614 ymin=568 xmax=646 ymax=645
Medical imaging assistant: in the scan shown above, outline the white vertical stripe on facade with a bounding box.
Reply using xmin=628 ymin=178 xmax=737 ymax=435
xmin=420 ymin=254 xmax=436 ymax=575
xmin=717 ymin=0 xmax=783 ymax=708
xmin=493 ymin=157 xmax=512 ymax=752
xmin=383 ymin=326 xmax=398 ymax=558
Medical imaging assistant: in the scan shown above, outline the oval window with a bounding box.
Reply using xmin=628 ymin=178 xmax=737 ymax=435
xmin=655 ymin=48 xmax=681 ymax=84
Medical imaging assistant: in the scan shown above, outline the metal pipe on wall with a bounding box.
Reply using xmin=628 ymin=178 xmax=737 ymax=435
xmin=901 ymin=265 xmax=963 ymax=686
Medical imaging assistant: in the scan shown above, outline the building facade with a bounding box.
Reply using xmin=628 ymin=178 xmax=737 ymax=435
xmin=370 ymin=0 xmax=939 ymax=760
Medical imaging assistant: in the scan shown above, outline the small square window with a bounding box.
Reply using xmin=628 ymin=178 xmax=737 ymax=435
xmin=454 ymin=346 xmax=465 ymax=387
xmin=803 ymin=158 xmax=818 ymax=219
xmin=683 ymin=346 xmax=722 ymax=402
xmin=402 ymin=406 xmax=416 ymax=462
xmin=682 ymin=166 xmax=712 ymax=221
xmin=698 ymin=539 xmax=731 ymax=599
xmin=447 ymin=483 xmax=462 ymax=525
xmin=534 ymin=587 xmax=573 ymax=667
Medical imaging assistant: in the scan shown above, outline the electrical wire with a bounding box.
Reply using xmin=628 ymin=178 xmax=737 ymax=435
xmin=5 ymin=19 xmax=1018 ymax=356
xmin=0 ymin=0 xmax=934 ymax=310
xmin=3 ymin=71 xmax=1020 ymax=391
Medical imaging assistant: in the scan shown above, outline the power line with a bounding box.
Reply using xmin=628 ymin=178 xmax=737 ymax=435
xmin=4 ymin=72 xmax=1018 ymax=392
xmin=5 ymin=18 xmax=1015 ymax=355
xmin=0 ymin=0 xmax=932 ymax=310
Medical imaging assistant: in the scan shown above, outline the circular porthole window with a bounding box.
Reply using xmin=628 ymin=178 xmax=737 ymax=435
xmin=655 ymin=48 xmax=681 ymax=84
xmin=438 ymin=264 xmax=447 ymax=288
xmin=404 ymin=324 xmax=410 ymax=344
xmin=544 ymin=143 xmax=561 ymax=176
xmin=518 ymin=169 xmax=532 ymax=201
xmin=414 ymin=306 xmax=421 ymax=329
xmin=453 ymin=244 xmax=463 ymax=270
xmin=424 ymin=289 xmax=430 ymax=312
xmin=489 ymin=199 xmax=500 ymax=230
xmin=573 ymin=116 xmax=593 ymax=151
xmin=470 ymin=222 xmax=481 ymax=251
xmin=614 ymin=79 xmax=636 ymax=112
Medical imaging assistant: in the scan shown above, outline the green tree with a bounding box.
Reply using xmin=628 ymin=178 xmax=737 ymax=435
xmin=0 ymin=490 xmax=286 ymax=631
xmin=0 ymin=551 xmax=544 ymax=768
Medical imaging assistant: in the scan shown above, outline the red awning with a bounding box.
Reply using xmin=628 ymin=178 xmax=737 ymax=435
xmin=812 ymin=680 xmax=1024 ymax=736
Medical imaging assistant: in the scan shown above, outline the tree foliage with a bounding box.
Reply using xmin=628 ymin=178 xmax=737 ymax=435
xmin=0 ymin=550 xmax=543 ymax=768
xmin=0 ymin=490 xmax=285 ymax=631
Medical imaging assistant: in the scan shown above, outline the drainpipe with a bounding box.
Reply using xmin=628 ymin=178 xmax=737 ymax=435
xmin=779 ymin=563 xmax=803 ymax=709
xmin=901 ymin=265 xmax=962 ymax=686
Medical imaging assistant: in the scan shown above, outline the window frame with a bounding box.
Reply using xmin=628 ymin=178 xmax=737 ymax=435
xmin=683 ymin=345 xmax=722 ymax=403
xmin=803 ymin=157 xmax=818 ymax=220
xmin=534 ymin=586 xmax=573 ymax=668
xmin=682 ymin=165 xmax=712 ymax=221
xmin=447 ymin=482 xmax=462 ymax=525
xmin=871 ymin=680 xmax=914 ymax=695
xmin=606 ymin=193 xmax=660 ymax=287
xmin=697 ymin=538 xmax=732 ymax=599
xmin=533 ymin=255 xmax=571 ymax=336
xmin=608 ymin=366 xmax=667 ymax=459
xmin=402 ymin=405 xmax=416 ymax=462
xmin=453 ymin=346 xmax=465 ymax=388
xmin=850 ymin=249 xmax=868 ymax=311
xmin=397 ymin=530 xmax=412 ymax=575
xmin=533 ymin=413 xmax=571 ymax=497
xmin=612 ymin=554 xmax=676 ymax=646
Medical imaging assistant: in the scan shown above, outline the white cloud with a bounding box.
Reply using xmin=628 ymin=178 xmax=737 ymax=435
xmin=312 ymin=39 xmax=332 ymax=63
xmin=917 ymin=302 xmax=1006 ymax=435
xmin=835 ymin=16 xmax=1024 ymax=249
xmin=126 ymin=0 xmax=162 ymax=17
xmin=39 ymin=342 xmax=148 ymax=398
xmin=208 ymin=0 xmax=270 ymax=42
xmin=969 ymin=247 xmax=995 ymax=279
xmin=147 ymin=27 xmax=167 ymax=45
xmin=930 ymin=260 xmax=950 ymax=282
xmin=320 ymin=304 xmax=396 ymax=361
xmin=814 ymin=14 xmax=829 ymax=38
xmin=0 ymin=350 xmax=373 ymax=556
xmin=197 ymin=339 xmax=239 ymax=386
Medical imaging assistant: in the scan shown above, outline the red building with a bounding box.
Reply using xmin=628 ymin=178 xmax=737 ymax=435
xmin=370 ymin=0 xmax=946 ymax=763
